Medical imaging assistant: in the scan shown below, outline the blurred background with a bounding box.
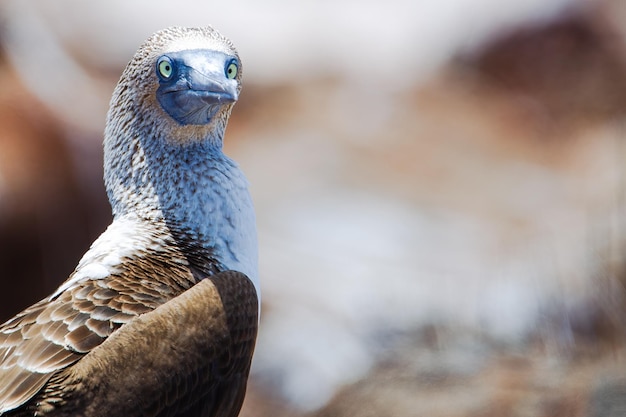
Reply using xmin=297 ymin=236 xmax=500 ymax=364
xmin=1 ymin=0 xmax=626 ymax=415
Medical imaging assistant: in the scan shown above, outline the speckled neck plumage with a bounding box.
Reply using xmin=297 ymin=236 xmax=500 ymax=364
xmin=103 ymin=126 xmax=258 ymax=288
xmin=100 ymin=27 xmax=258 ymax=296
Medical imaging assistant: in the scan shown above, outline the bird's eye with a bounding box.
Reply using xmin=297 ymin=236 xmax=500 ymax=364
xmin=157 ymin=57 xmax=174 ymax=80
xmin=226 ymin=60 xmax=238 ymax=80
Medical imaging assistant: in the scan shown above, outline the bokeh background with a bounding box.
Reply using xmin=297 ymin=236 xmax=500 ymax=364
xmin=1 ymin=0 xmax=626 ymax=415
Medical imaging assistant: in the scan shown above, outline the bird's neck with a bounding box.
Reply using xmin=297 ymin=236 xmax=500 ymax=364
xmin=104 ymin=132 xmax=259 ymax=295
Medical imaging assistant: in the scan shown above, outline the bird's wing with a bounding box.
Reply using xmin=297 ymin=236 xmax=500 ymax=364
xmin=22 ymin=271 xmax=258 ymax=417
xmin=0 ymin=260 xmax=188 ymax=414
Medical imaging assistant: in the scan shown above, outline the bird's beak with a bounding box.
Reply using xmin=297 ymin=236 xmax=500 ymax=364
xmin=190 ymin=78 xmax=238 ymax=104
xmin=185 ymin=57 xmax=239 ymax=105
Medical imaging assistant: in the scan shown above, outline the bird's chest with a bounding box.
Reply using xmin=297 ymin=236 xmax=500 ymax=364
xmin=159 ymin=165 xmax=258 ymax=288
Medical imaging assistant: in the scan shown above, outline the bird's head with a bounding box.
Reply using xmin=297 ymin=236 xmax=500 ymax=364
xmin=106 ymin=26 xmax=242 ymax=146
xmin=154 ymin=49 xmax=239 ymax=127
xmin=103 ymin=27 xmax=244 ymax=219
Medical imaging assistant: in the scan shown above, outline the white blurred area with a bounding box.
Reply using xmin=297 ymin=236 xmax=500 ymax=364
xmin=1 ymin=0 xmax=582 ymax=131
xmin=2 ymin=0 xmax=626 ymax=414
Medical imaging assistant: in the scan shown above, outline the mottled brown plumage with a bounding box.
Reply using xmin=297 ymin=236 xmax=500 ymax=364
xmin=0 ymin=26 xmax=258 ymax=416
xmin=4 ymin=272 xmax=257 ymax=417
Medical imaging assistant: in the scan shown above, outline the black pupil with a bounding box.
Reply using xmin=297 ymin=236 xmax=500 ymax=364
xmin=164 ymin=65 xmax=170 ymax=72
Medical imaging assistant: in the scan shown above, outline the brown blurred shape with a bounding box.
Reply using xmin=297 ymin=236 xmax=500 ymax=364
xmin=462 ymin=8 xmax=626 ymax=128
xmin=0 ymin=46 xmax=107 ymax=322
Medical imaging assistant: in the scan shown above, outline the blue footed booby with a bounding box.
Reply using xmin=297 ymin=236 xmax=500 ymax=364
xmin=0 ymin=26 xmax=259 ymax=416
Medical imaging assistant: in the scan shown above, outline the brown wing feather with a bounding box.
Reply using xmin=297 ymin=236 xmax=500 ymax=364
xmin=0 ymin=252 xmax=194 ymax=414
xmin=11 ymin=271 xmax=258 ymax=417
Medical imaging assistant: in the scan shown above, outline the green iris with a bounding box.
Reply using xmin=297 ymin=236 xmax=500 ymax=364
xmin=226 ymin=61 xmax=238 ymax=79
xmin=158 ymin=58 xmax=173 ymax=79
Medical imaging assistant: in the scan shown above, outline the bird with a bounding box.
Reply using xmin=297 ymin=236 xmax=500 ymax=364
xmin=0 ymin=26 xmax=259 ymax=417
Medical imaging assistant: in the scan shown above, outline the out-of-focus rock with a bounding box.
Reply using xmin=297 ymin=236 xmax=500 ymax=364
xmin=459 ymin=8 xmax=626 ymax=129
